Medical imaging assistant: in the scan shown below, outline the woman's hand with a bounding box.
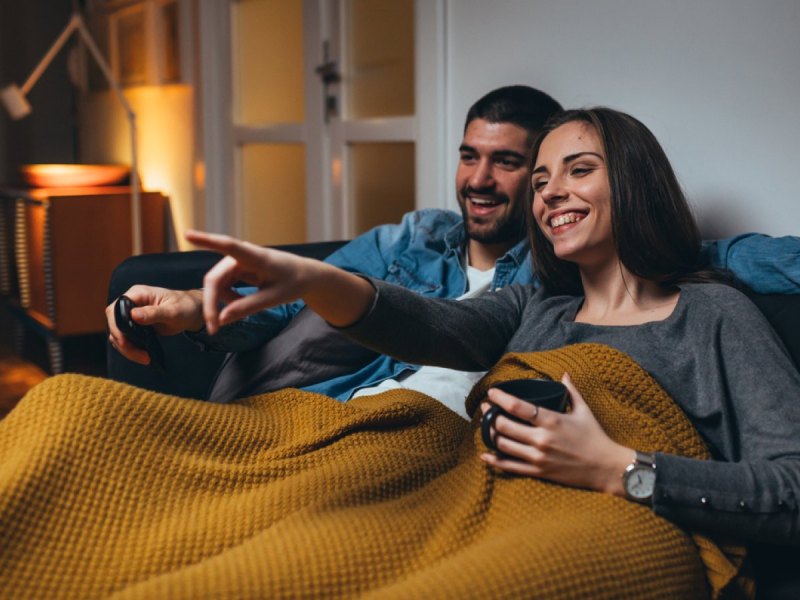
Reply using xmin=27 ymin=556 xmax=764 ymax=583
xmin=480 ymin=372 xmax=633 ymax=496
xmin=185 ymin=230 xmax=375 ymax=334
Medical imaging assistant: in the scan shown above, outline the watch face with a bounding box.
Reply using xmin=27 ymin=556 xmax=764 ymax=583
xmin=626 ymin=466 xmax=656 ymax=499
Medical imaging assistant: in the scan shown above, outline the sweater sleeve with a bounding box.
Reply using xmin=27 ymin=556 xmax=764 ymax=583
xmin=652 ymin=287 xmax=800 ymax=545
xmin=342 ymin=278 xmax=533 ymax=371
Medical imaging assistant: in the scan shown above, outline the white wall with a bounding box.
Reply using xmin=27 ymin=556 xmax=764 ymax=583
xmin=444 ymin=0 xmax=800 ymax=238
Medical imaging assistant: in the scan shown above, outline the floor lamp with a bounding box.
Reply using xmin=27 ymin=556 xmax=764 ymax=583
xmin=0 ymin=12 xmax=142 ymax=255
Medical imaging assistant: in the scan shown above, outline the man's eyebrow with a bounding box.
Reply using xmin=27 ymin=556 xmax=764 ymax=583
xmin=458 ymin=144 xmax=526 ymax=162
xmin=532 ymin=151 xmax=604 ymax=174
xmin=492 ymin=149 xmax=527 ymax=161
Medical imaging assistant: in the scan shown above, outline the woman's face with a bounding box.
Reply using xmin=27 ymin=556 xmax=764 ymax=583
xmin=531 ymin=121 xmax=615 ymax=269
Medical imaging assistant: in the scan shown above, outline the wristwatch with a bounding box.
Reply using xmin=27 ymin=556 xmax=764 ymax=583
xmin=622 ymin=451 xmax=656 ymax=505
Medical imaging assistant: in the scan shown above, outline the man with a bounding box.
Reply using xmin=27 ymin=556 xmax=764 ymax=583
xmin=108 ymin=85 xmax=800 ymax=409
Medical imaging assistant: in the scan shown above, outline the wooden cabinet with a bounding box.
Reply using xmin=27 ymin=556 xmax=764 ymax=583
xmin=0 ymin=186 xmax=167 ymax=372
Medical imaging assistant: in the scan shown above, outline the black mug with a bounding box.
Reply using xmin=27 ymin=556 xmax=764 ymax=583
xmin=481 ymin=378 xmax=569 ymax=451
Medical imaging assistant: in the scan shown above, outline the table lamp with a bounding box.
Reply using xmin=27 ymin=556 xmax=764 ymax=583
xmin=0 ymin=12 xmax=142 ymax=255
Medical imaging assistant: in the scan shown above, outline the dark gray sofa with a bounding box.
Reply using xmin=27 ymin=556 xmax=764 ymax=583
xmin=106 ymin=243 xmax=800 ymax=599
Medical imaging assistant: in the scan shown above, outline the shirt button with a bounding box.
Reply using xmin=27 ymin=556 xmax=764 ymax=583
xmin=700 ymin=496 xmax=709 ymax=506
xmin=738 ymin=500 xmax=748 ymax=511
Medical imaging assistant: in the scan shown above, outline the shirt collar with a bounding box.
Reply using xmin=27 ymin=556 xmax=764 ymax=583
xmin=445 ymin=220 xmax=530 ymax=266
xmin=505 ymin=237 xmax=531 ymax=266
xmin=444 ymin=220 xmax=466 ymax=253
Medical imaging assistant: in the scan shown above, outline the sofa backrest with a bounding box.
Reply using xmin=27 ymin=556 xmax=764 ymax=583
xmin=107 ymin=243 xmax=800 ymax=398
xmin=746 ymin=292 xmax=800 ymax=372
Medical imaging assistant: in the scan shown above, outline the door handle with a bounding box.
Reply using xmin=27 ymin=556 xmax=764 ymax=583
xmin=315 ymin=41 xmax=340 ymax=123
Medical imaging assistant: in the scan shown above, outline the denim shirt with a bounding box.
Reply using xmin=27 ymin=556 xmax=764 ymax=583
xmin=190 ymin=209 xmax=800 ymax=400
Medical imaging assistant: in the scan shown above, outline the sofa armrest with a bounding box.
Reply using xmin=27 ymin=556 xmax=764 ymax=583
xmin=106 ymin=241 xmax=347 ymax=399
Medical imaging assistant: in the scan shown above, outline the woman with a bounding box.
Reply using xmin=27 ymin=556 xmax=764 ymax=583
xmin=187 ymin=108 xmax=800 ymax=547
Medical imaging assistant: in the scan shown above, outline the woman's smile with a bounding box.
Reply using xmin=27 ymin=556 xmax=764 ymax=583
xmin=548 ymin=210 xmax=588 ymax=231
xmin=532 ymin=121 xmax=614 ymax=266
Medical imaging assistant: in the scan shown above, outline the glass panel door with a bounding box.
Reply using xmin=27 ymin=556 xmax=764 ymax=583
xmin=349 ymin=142 xmax=414 ymax=234
xmin=347 ymin=0 xmax=414 ymax=118
xmin=240 ymin=144 xmax=306 ymax=244
xmin=234 ymin=0 xmax=305 ymax=125
xmin=232 ymin=0 xmax=307 ymax=244
xmin=337 ymin=0 xmax=416 ymax=237
xmin=199 ymin=0 xmax=445 ymax=244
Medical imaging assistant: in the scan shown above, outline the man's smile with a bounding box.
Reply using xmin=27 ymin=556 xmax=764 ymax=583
xmin=464 ymin=191 xmax=508 ymax=217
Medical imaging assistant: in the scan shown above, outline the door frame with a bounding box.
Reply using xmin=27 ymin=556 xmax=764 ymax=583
xmin=196 ymin=0 xmax=447 ymax=241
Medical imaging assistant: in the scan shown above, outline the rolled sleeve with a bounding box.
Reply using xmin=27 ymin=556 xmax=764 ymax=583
xmin=702 ymin=234 xmax=800 ymax=295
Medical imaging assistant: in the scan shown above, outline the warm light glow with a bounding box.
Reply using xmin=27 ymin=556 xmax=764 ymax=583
xmin=20 ymin=164 xmax=130 ymax=188
xmin=80 ymin=84 xmax=196 ymax=248
xmin=331 ymin=157 xmax=343 ymax=187
xmin=194 ymin=161 xmax=206 ymax=189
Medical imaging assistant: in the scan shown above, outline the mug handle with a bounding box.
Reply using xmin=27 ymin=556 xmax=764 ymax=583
xmin=481 ymin=405 xmax=503 ymax=451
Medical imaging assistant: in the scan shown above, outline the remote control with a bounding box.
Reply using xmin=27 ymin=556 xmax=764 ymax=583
xmin=114 ymin=295 xmax=166 ymax=374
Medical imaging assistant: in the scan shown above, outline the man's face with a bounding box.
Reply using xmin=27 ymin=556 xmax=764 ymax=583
xmin=455 ymin=118 xmax=534 ymax=245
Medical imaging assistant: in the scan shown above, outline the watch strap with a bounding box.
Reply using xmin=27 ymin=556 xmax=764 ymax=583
xmin=634 ymin=451 xmax=656 ymax=468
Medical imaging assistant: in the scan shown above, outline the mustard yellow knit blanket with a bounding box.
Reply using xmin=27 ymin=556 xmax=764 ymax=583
xmin=0 ymin=343 xmax=751 ymax=599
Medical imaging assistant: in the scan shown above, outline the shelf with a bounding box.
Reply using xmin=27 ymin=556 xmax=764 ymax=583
xmin=0 ymin=186 xmax=168 ymax=372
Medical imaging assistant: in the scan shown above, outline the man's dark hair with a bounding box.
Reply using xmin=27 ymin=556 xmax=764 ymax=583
xmin=527 ymin=107 xmax=711 ymax=295
xmin=464 ymin=85 xmax=563 ymax=137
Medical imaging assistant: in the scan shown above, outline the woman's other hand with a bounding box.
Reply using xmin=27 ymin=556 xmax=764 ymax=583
xmin=479 ymin=372 xmax=633 ymax=497
xmin=185 ymin=230 xmax=375 ymax=334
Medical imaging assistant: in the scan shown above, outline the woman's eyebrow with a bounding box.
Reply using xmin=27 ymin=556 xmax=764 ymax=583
xmin=563 ymin=151 xmax=604 ymax=163
xmin=533 ymin=151 xmax=604 ymax=174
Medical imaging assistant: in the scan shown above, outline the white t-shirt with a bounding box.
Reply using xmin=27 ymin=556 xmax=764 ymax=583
xmin=352 ymin=262 xmax=494 ymax=419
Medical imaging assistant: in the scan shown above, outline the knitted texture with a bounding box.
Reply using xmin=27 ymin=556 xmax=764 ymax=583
xmin=0 ymin=343 xmax=751 ymax=599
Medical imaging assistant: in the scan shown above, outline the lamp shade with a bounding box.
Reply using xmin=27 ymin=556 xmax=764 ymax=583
xmin=19 ymin=164 xmax=131 ymax=188
xmin=0 ymin=84 xmax=32 ymax=120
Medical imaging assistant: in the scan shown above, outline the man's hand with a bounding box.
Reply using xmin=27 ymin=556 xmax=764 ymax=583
xmin=105 ymin=285 xmax=204 ymax=365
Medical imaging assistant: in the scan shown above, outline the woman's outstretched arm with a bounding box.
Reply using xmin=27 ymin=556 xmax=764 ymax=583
xmin=185 ymin=230 xmax=376 ymax=334
xmin=186 ymin=229 xmax=527 ymax=373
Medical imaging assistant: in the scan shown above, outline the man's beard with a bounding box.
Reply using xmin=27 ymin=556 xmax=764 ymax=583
xmin=459 ymin=193 xmax=526 ymax=245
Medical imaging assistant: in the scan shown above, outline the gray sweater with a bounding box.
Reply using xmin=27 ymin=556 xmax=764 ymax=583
xmin=344 ymin=280 xmax=800 ymax=545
